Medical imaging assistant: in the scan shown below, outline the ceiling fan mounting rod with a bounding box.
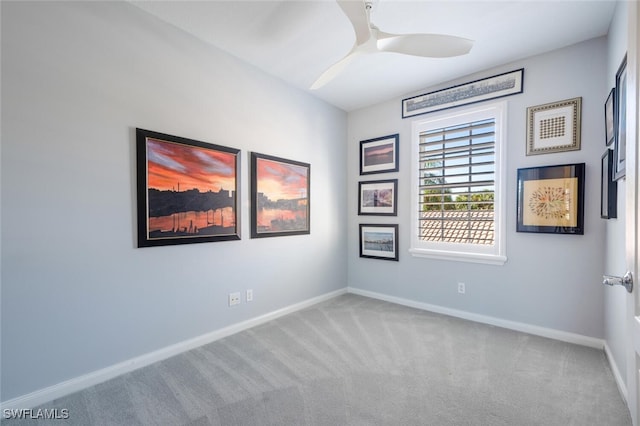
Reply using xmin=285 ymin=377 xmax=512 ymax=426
xmin=364 ymin=1 xmax=373 ymax=27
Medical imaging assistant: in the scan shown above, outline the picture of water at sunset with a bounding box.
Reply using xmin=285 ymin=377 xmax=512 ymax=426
xmin=359 ymin=134 xmax=398 ymax=175
xmin=136 ymin=129 xmax=241 ymax=247
xmin=250 ymin=153 xmax=310 ymax=238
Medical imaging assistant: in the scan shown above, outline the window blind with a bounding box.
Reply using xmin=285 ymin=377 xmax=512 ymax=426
xmin=418 ymin=119 xmax=495 ymax=245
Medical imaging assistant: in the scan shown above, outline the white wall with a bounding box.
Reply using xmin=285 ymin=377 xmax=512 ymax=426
xmin=604 ymin=0 xmax=630 ymax=392
xmin=0 ymin=2 xmax=347 ymax=402
xmin=347 ymin=37 xmax=608 ymax=339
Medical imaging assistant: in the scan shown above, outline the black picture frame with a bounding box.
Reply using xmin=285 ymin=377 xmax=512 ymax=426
xmin=136 ymin=128 xmax=241 ymax=247
xmin=358 ymin=179 xmax=398 ymax=216
xmin=250 ymin=152 xmax=310 ymax=238
xmin=402 ymin=68 xmax=524 ymax=118
xmin=601 ymin=149 xmax=618 ymax=219
xmin=359 ymin=224 xmax=399 ymax=261
xmin=360 ymin=134 xmax=399 ymax=175
xmin=614 ymin=55 xmax=627 ymax=180
xmin=605 ymin=88 xmax=615 ymax=146
xmin=516 ymin=163 xmax=585 ymax=235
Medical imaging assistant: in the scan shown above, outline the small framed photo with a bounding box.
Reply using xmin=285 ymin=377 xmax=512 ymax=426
xmin=250 ymin=152 xmax=310 ymax=238
xmin=526 ymin=97 xmax=582 ymax=155
xmin=136 ymin=128 xmax=241 ymax=247
xmin=360 ymin=134 xmax=399 ymax=175
xmin=604 ymin=88 xmax=615 ymax=146
xmin=614 ymin=55 xmax=627 ymax=181
xmin=358 ymin=179 xmax=398 ymax=216
xmin=359 ymin=224 xmax=399 ymax=261
xmin=601 ymin=149 xmax=617 ymax=219
xmin=516 ymin=163 xmax=585 ymax=235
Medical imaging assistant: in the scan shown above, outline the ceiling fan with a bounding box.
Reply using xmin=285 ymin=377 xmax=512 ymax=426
xmin=310 ymin=0 xmax=473 ymax=90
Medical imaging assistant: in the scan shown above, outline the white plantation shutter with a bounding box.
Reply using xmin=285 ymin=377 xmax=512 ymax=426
xmin=410 ymin=102 xmax=507 ymax=265
xmin=418 ymin=119 xmax=495 ymax=244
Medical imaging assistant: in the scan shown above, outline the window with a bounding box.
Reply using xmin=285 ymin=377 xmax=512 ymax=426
xmin=410 ymin=102 xmax=507 ymax=265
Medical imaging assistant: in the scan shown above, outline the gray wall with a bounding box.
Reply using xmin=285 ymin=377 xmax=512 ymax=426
xmin=604 ymin=0 xmax=629 ymax=389
xmin=1 ymin=2 xmax=347 ymax=401
xmin=347 ymin=37 xmax=608 ymax=339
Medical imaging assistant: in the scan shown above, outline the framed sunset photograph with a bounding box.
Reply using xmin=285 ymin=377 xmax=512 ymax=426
xmin=136 ymin=128 xmax=241 ymax=247
xmin=251 ymin=152 xmax=310 ymax=238
xmin=360 ymin=134 xmax=399 ymax=175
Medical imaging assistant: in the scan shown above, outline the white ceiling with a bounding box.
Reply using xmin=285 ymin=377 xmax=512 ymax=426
xmin=131 ymin=0 xmax=616 ymax=112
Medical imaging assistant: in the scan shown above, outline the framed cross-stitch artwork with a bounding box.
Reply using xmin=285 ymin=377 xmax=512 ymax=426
xmin=516 ymin=163 xmax=585 ymax=235
xmin=526 ymin=97 xmax=582 ymax=156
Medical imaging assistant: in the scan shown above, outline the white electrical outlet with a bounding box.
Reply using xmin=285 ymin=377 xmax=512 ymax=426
xmin=246 ymin=289 xmax=253 ymax=302
xmin=229 ymin=292 xmax=241 ymax=306
xmin=457 ymin=283 xmax=466 ymax=294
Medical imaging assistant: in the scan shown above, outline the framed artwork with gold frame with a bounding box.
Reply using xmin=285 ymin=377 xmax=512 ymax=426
xmin=526 ymin=97 xmax=582 ymax=156
xmin=516 ymin=163 xmax=585 ymax=235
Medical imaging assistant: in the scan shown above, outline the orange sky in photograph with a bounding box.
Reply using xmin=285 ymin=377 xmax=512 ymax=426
xmin=146 ymin=138 xmax=236 ymax=192
xmin=257 ymin=158 xmax=308 ymax=200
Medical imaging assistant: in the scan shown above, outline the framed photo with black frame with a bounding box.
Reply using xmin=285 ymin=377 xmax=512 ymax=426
xmin=601 ymin=149 xmax=617 ymax=219
xmin=358 ymin=179 xmax=398 ymax=216
xmin=359 ymin=224 xmax=399 ymax=261
xmin=614 ymin=54 xmax=627 ymax=181
xmin=604 ymin=88 xmax=615 ymax=146
xmin=136 ymin=128 xmax=241 ymax=247
xmin=402 ymin=68 xmax=523 ymax=118
xmin=360 ymin=134 xmax=399 ymax=175
xmin=250 ymin=152 xmax=310 ymax=238
xmin=516 ymin=163 xmax=585 ymax=235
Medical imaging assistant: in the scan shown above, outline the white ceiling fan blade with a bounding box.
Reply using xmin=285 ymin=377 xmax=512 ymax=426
xmin=310 ymin=49 xmax=363 ymax=90
xmin=337 ymin=0 xmax=372 ymax=46
xmin=377 ymin=32 xmax=473 ymax=58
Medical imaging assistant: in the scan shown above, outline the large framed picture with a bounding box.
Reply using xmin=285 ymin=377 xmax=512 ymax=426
xmin=402 ymin=68 xmax=523 ymax=118
xmin=358 ymin=179 xmax=398 ymax=216
xmin=250 ymin=152 xmax=310 ymax=238
xmin=516 ymin=163 xmax=585 ymax=235
xmin=614 ymin=55 xmax=627 ymax=181
xmin=136 ymin=128 xmax=241 ymax=247
xmin=526 ymin=97 xmax=582 ymax=155
xmin=360 ymin=134 xmax=399 ymax=175
xmin=359 ymin=224 xmax=399 ymax=261
xmin=604 ymin=88 xmax=615 ymax=146
xmin=601 ymin=149 xmax=617 ymax=219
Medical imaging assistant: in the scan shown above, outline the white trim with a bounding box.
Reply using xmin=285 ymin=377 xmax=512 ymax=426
xmin=604 ymin=341 xmax=629 ymax=404
xmin=0 ymin=288 xmax=347 ymax=411
xmin=409 ymin=248 xmax=507 ymax=265
xmin=347 ymin=287 xmax=604 ymax=349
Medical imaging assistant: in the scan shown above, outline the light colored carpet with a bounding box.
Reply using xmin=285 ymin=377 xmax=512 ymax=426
xmin=7 ymin=294 xmax=631 ymax=425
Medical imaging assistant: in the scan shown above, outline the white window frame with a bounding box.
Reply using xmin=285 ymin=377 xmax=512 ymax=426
xmin=410 ymin=101 xmax=507 ymax=265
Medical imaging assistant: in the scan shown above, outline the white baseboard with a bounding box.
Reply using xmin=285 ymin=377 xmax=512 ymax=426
xmin=0 ymin=288 xmax=347 ymax=411
xmin=348 ymin=287 xmax=605 ymax=349
xmin=604 ymin=341 xmax=628 ymax=404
